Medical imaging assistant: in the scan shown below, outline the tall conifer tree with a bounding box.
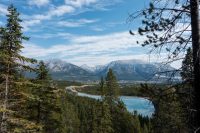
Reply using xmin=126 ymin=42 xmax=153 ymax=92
xmin=99 ymin=102 xmax=113 ymax=133
xmin=32 ymin=61 xmax=64 ymax=132
xmin=97 ymin=77 xmax=113 ymax=133
xmin=105 ymin=68 xmax=120 ymax=105
xmin=0 ymin=4 xmax=37 ymax=132
xmin=181 ymin=48 xmax=193 ymax=84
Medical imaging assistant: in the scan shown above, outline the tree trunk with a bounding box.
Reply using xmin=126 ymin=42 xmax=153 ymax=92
xmin=0 ymin=75 xmax=8 ymax=133
xmin=37 ymin=101 xmax=41 ymax=124
xmin=190 ymin=0 xmax=200 ymax=131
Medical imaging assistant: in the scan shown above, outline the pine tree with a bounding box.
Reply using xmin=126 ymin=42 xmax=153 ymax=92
xmin=133 ymin=115 xmax=142 ymax=133
xmin=28 ymin=61 xmax=61 ymax=132
xmin=99 ymin=76 xmax=105 ymax=97
xmin=129 ymin=0 xmax=200 ymax=129
xmin=0 ymin=4 xmax=37 ymax=133
xmin=105 ymin=68 xmax=120 ymax=105
xmin=181 ymin=47 xmax=193 ymax=84
xmin=99 ymin=101 xmax=113 ymax=133
xmin=36 ymin=61 xmax=50 ymax=80
xmin=95 ymin=77 xmax=113 ymax=133
xmin=60 ymin=93 xmax=80 ymax=133
xmin=151 ymin=88 xmax=186 ymax=133
xmin=179 ymin=47 xmax=194 ymax=132
xmin=89 ymin=105 xmax=98 ymax=133
xmin=104 ymin=70 xmax=137 ymax=133
xmin=143 ymin=124 xmax=149 ymax=133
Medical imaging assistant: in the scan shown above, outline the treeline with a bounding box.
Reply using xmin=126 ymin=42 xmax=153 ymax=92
xmin=78 ymin=84 xmax=143 ymax=96
xmin=63 ymin=91 xmax=151 ymax=133
xmin=78 ymin=83 xmax=167 ymax=96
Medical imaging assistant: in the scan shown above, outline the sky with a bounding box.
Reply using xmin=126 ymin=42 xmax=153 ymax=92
xmin=0 ymin=0 xmax=181 ymax=68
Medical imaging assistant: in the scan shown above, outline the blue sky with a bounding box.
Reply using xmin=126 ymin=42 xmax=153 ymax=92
xmin=0 ymin=0 xmax=181 ymax=68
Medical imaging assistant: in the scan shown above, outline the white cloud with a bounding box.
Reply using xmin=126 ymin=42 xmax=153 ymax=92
xmin=64 ymin=0 xmax=122 ymax=10
xmin=21 ymin=5 xmax=75 ymax=31
xmin=65 ymin=0 xmax=97 ymax=7
xmin=49 ymin=5 xmax=75 ymax=17
xmin=31 ymin=32 xmax=74 ymax=39
xmin=71 ymin=31 xmax=141 ymax=46
xmin=0 ymin=4 xmax=8 ymax=16
xmin=22 ymin=30 xmax=183 ymax=68
xmin=23 ymin=43 xmax=47 ymax=57
xmin=31 ymin=14 xmax=51 ymax=20
xmin=0 ymin=3 xmax=67 ymax=31
xmin=58 ymin=19 xmax=98 ymax=27
xmin=66 ymin=54 xmax=166 ymax=67
xmin=22 ymin=31 xmax=147 ymax=65
xmin=18 ymin=0 xmax=121 ymax=31
xmin=30 ymin=5 xmax=74 ymax=20
xmin=90 ymin=26 xmax=105 ymax=31
xmin=22 ymin=19 xmax=41 ymax=31
xmin=28 ymin=0 xmax=49 ymax=7
xmin=22 ymin=31 xmax=182 ymax=68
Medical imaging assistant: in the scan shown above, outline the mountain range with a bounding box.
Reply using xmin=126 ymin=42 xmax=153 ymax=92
xmin=40 ymin=59 xmax=179 ymax=82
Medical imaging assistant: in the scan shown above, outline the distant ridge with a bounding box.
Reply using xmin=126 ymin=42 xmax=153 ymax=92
xmin=40 ymin=59 xmax=180 ymax=82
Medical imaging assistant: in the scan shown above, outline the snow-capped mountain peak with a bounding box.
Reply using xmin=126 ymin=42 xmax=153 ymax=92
xmin=80 ymin=64 xmax=96 ymax=72
xmin=38 ymin=59 xmax=179 ymax=82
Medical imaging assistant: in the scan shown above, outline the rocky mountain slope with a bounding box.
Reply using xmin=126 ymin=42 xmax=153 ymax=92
xmin=42 ymin=59 xmax=178 ymax=82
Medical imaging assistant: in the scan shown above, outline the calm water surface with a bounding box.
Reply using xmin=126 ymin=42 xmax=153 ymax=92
xmin=78 ymin=92 xmax=154 ymax=117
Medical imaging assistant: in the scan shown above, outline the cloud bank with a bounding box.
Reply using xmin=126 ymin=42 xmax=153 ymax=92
xmin=22 ymin=31 xmax=169 ymax=67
